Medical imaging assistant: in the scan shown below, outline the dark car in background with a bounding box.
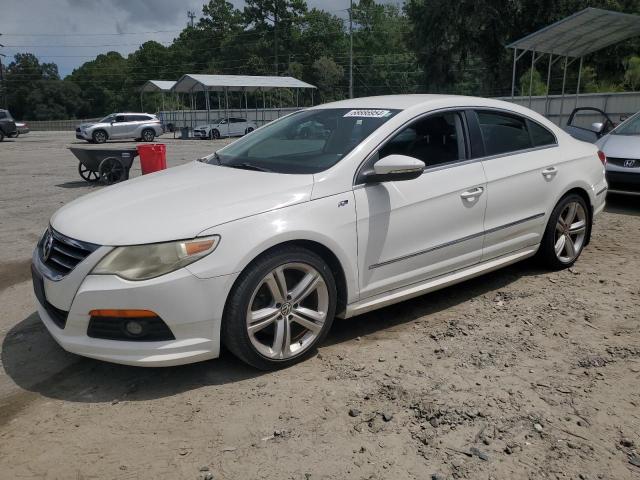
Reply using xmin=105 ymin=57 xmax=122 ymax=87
xmin=0 ymin=109 xmax=18 ymax=142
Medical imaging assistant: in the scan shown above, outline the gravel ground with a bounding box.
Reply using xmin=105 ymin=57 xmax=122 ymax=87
xmin=1 ymin=131 xmax=639 ymax=480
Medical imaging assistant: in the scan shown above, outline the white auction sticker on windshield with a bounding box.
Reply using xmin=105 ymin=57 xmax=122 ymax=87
xmin=343 ymin=109 xmax=392 ymax=118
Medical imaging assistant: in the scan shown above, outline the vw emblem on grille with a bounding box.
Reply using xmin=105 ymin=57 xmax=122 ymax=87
xmin=42 ymin=230 xmax=54 ymax=261
xmin=624 ymin=159 xmax=637 ymax=168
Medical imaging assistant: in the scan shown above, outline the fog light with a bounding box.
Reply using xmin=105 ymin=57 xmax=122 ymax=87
xmin=125 ymin=320 xmax=145 ymax=336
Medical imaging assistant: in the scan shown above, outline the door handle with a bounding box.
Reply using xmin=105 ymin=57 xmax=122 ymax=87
xmin=542 ymin=166 xmax=558 ymax=178
xmin=460 ymin=187 xmax=484 ymax=200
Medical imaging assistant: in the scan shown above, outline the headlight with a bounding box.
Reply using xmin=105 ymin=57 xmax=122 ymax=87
xmin=92 ymin=236 xmax=220 ymax=281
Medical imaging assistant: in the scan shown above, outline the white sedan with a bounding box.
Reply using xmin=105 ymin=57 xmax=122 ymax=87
xmin=32 ymin=95 xmax=607 ymax=369
xmin=193 ymin=117 xmax=257 ymax=139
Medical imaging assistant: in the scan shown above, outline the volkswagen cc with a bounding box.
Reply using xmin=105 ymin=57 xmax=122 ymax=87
xmin=33 ymin=95 xmax=607 ymax=369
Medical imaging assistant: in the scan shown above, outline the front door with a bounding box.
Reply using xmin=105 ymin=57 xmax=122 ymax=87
xmin=354 ymin=111 xmax=488 ymax=299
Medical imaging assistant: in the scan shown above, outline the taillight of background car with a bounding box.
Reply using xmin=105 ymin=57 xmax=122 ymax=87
xmin=597 ymin=150 xmax=607 ymax=166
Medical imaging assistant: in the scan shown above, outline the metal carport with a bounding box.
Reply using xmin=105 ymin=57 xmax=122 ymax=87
xmin=170 ymin=74 xmax=317 ymax=132
xmin=507 ymin=8 xmax=640 ymax=121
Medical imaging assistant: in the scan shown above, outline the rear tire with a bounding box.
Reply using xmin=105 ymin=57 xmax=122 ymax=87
xmin=92 ymin=130 xmax=107 ymax=144
xmin=141 ymin=129 xmax=155 ymax=142
xmin=245 ymin=127 xmax=254 ymax=135
xmin=222 ymin=246 xmax=337 ymax=370
xmin=538 ymin=193 xmax=590 ymax=269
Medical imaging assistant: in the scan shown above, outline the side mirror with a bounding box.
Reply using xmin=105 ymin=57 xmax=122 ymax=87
xmin=363 ymin=154 xmax=425 ymax=183
xmin=590 ymin=122 xmax=604 ymax=134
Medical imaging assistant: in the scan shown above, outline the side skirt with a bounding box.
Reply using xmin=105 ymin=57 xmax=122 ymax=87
xmin=342 ymin=246 xmax=538 ymax=318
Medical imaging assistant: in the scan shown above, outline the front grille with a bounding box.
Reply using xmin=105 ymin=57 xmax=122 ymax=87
xmin=39 ymin=228 xmax=99 ymax=279
xmin=607 ymin=157 xmax=640 ymax=168
xmin=87 ymin=316 xmax=175 ymax=342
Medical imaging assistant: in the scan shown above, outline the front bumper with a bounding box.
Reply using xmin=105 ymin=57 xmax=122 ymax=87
xmin=606 ymin=170 xmax=640 ymax=193
xmin=32 ymin=247 xmax=238 ymax=367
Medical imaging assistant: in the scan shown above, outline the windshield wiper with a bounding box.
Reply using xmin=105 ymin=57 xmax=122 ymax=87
xmin=227 ymin=162 xmax=272 ymax=172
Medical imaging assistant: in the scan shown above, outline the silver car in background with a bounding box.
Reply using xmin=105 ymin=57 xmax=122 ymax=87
xmin=76 ymin=113 xmax=163 ymax=144
xmin=596 ymin=111 xmax=640 ymax=194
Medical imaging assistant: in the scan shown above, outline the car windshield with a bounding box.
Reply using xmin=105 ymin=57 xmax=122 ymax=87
xmin=99 ymin=115 xmax=115 ymax=123
xmin=612 ymin=112 xmax=640 ymax=136
xmin=205 ymin=108 xmax=399 ymax=174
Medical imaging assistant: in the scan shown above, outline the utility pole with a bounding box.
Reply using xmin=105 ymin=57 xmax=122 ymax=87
xmin=0 ymin=34 xmax=6 ymax=109
xmin=274 ymin=4 xmax=279 ymax=75
xmin=187 ymin=11 xmax=196 ymax=28
xmin=349 ymin=0 xmax=354 ymax=99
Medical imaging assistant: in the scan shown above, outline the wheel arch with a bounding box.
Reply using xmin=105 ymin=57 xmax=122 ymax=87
xmin=228 ymin=239 xmax=349 ymax=318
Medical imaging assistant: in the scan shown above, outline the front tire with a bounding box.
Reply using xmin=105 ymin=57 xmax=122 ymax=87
xmin=538 ymin=193 xmax=590 ymax=269
xmin=92 ymin=130 xmax=107 ymax=144
xmin=211 ymin=129 xmax=220 ymax=140
xmin=222 ymin=246 xmax=337 ymax=370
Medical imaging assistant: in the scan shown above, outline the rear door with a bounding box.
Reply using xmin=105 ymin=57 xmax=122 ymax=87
xmin=354 ymin=110 xmax=488 ymax=298
xmin=471 ymin=109 xmax=561 ymax=260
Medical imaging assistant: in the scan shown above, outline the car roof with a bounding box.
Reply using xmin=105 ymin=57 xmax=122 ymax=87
xmin=309 ymin=94 xmax=559 ymax=131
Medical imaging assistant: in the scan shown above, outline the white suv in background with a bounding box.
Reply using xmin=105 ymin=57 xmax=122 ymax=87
xmin=76 ymin=113 xmax=163 ymax=144
xmin=193 ymin=117 xmax=257 ymax=139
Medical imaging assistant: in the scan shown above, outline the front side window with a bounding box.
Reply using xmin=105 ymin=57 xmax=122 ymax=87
xmin=115 ymin=115 xmax=126 ymax=123
xmin=207 ymin=108 xmax=399 ymax=174
xmin=0 ymin=111 xmax=6 ymax=120
xmin=477 ymin=111 xmax=532 ymax=156
xmin=379 ymin=112 xmax=465 ymax=168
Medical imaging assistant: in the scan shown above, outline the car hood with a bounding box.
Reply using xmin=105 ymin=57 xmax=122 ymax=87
xmin=78 ymin=122 xmax=98 ymax=129
xmin=597 ymin=134 xmax=640 ymax=159
xmin=51 ymin=161 xmax=314 ymax=246
xmin=194 ymin=125 xmax=210 ymax=130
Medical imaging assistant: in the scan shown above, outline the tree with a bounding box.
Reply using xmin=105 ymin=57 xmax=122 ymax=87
xmin=312 ymin=56 xmax=344 ymax=102
xmin=244 ymin=0 xmax=308 ymax=74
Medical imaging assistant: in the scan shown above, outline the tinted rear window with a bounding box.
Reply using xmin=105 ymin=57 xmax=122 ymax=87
xmin=528 ymin=121 xmax=556 ymax=146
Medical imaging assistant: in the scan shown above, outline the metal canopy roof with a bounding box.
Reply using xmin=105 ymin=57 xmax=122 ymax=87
xmin=507 ymin=8 xmax=640 ymax=58
xmin=172 ymin=74 xmax=316 ymax=93
xmin=141 ymin=80 xmax=176 ymax=92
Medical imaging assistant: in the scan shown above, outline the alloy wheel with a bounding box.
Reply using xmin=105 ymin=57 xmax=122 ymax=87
xmin=554 ymin=201 xmax=587 ymax=263
xmin=246 ymin=262 xmax=329 ymax=360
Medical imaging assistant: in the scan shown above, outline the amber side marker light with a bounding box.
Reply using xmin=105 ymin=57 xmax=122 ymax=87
xmin=89 ymin=309 xmax=158 ymax=318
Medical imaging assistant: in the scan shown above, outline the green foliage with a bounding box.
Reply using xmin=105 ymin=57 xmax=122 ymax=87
xmin=623 ymin=56 xmax=640 ymax=90
xmin=519 ymin=68 xmax=548 ymax=96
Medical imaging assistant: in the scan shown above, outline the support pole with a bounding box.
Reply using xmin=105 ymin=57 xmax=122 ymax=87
xmin=545 ymin=53 xmax=553 ymax=116
xmin=511 ymin=48 xmax=518 ymax=100
xmin=575 ymin=56 xmax=583 ymax=110
xmin=559 ymin=56 xmax=569 ymax=126
xmin=140 ymin=90 xmax=144 ymax=112
xmin=224 ymin=87 xmax=229 ymax=137
xmin=205 ymin=88 xmax=210 ymax=124
xmin=528 ymin=51 xmax=535 ymax=108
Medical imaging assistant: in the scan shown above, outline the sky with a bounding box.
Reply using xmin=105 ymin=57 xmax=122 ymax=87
xmin=0 ymin=0 xmax=383 ymax=77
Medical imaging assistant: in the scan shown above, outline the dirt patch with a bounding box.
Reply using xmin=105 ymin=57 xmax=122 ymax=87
xmin=0 ymin=259 xmax=31 ymax=293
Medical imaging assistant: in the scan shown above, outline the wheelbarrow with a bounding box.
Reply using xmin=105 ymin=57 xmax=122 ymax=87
xmin=69 ymin=146 xmax=138 ymax=185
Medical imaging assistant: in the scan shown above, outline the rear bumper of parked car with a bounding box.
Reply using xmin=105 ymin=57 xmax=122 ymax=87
xmin=606 ymin=166 xmax=640 ymax=193
xmin=32 ymin=247 xmax=238 ymax=367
